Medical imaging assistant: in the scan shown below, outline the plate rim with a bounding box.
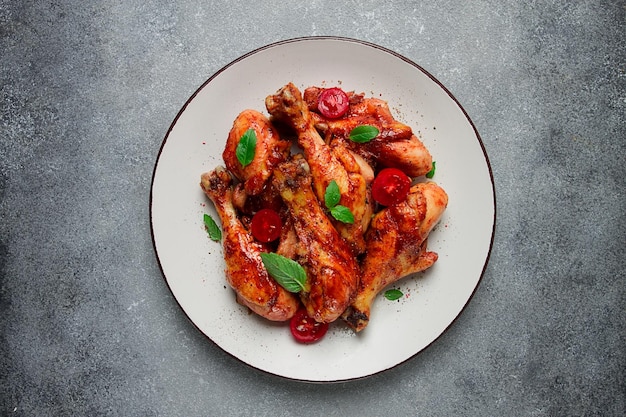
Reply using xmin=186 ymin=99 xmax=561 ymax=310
xmin=149 ymin=35 xmax=497 ymax=383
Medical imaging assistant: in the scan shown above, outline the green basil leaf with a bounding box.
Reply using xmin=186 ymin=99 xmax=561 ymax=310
xmin=203 ymin=214 xmax=222 ymax=242
xmin=324 ymin=180 xmax=341 ymax=209
xmin=330 ymin=205 xmax=355 ymax=224
xmin=260 ymin=252 xmax=307 ymax=293
xmin=425 ymin=161 xmax=436 ymax=179
xmin=236 ymin=129 xmax=257 ymax=167
xmin=349 ymin=125 xmax=379 ymax=143
xmin=384 ymin=289 xmax=403 ymax=301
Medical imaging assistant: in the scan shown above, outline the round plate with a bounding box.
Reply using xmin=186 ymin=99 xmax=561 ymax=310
xmin=150 ymin=37 xmax=495 ymax=382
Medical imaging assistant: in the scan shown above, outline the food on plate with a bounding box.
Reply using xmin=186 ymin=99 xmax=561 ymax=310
xmin=266 ymin=83 xmax=372 ymax=255
xmin=342 ymin=181 xmax=448 ymax=332
xmin=371 ymin=167 xmax=411 ymax=206
xmin=303 ymin=87 xmax=433 ymax=177
xmin=222 ymin=109 xmax=291 ymax=196
xmin=200 ymin=167 xmax=299 ymax=321
xmin=290 ymin=307 xmax=329 ymax=344
xmin=272 ymin=157 xmax=359 ymax=323
xmin=200 ymin=83 xmax=447 ymax=341
xmin=250 ymin=208 xmax=282 ymax=243
xmin=316 ymin=87 xmax=350 ymax=119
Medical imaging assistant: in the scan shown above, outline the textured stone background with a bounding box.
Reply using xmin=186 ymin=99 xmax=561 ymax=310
xmin=1 ymin=1 xmax=624 ymax=416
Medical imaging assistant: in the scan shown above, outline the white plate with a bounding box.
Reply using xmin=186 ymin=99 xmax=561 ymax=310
xmin=150 ymin=37 xmax=495 ymax=382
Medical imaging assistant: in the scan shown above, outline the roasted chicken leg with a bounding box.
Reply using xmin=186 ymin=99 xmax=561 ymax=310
xmin=272 ymin=157 xmax=360 ymax=323
xmin=200 ymin=167 xmax=299 ymax=321
xmin=342 ymin=181 xmax=448 ymax=331
xmin=266 ymin=83 xmax=372 ymax=254
xmin=222 ymin=109 xmax=291 ymax=196
xmin=304 ymin=87 xmax=433 ymax=177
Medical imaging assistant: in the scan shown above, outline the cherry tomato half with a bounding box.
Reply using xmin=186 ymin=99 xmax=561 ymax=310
xmin=289 ymin=308 xmax=329 ymax=344
xmin=317 ymin=87 xmax=350 ymax=119
xmin=371 ymin=168 xmax=411 ymax=206
xmin=250 ymin=208 xmax=282 ymax=243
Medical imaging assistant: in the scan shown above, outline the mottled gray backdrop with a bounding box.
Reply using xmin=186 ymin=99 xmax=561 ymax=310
xmin=1 ymin=1 xmax=624 ymax=416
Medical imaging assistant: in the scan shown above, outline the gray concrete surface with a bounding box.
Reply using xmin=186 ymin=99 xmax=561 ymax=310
xmin=1 ymin=1 xmax=624 ymax=415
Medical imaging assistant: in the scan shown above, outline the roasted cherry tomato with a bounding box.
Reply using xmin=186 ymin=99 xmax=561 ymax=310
xmin=250 ymin=208 xmax=282 ymax=243
xmin=371 ymin=168 xmax=411 ymax=206
xmin=317 ymin=87 xmax=350 ymax=119
xmin=289 ymin=308 xmax=329 ymax=344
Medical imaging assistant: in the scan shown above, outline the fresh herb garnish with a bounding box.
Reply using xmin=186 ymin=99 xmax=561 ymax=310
xmin=324 ymin=180 xmax=355 ymax=224
xmin=349 ymin=125 xmax=379 ymax=143
xmin=236 ymin=129 xmax=257 ymax=167
xmin=330 ymin=205 xmax=355 ymax=224
xmin=324 ymin=180 xmax=341 ymax=208
xmin=425 ymin=161 xmax=436 ymax=179
xmin=384 ymin=289 xmax=403 ymax=301
xmin=260 ymin=252 xmax=307 ymax=293
xmin=203 ymin=214 xmax=222 ymax=242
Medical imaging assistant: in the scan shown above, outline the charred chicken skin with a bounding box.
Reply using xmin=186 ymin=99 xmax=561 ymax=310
xmin=272 ymin=157 xmax=360 ymax=323
xmin=304 ymin=87 xmax=433 ymax=178
xmin=200 ymin=167 xmax=299 ymax=321
xmin=342 ymin=181 xmax=448 ymax=332
xmin=222 ymin=109 xmax=291 ymax=196
xmin=265 ymin=83 xmax=372 ymax=255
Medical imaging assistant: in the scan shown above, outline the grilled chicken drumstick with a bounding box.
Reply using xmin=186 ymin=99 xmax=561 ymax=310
xmin=222 ymin=109 xmax=291 ymax=196
xmin=272 ymin=157 xmax=360 ymax=323
xmin=304 ymin=87 xmax=433 ymax=178
xmin=342 ymin=181 xmax=448 ymax=332
xmin=266 ymin=83 xmax=372 ymax=255
xmin=201 ymin=167 xmax=299 ymax=321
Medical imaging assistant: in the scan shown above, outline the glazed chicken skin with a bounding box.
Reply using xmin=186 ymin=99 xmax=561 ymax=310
xmin=200 ymin=167 xmax=299 ymax=321
xmin=222 ymin=109 xmax=291 ymax=196
xmin=272 ymin=157 xmax=360 ymax=324
xmin=265 ymin=83 xmax=372 ymax=255
xmin=200 ymin=84 xmax=448 ymax=336
xmin=342 ymin=181 xmax=448 ymax=332
xmin=304 ymin=87 xmax=433 ymax=178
